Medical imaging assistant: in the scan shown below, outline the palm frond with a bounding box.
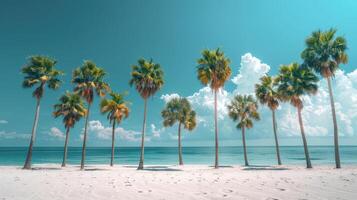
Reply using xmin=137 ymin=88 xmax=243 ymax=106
xmin=21 ymin=55 xmax=63 ymax=99
xmin=227 ymin=94 xmax=260 ymax=130
xmin=196 ymin=48 xmax=231 ymax=90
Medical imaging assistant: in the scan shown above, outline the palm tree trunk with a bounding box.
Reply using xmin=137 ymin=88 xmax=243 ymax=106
xmin=297 ymin=107 xmax=312 ymax=168
xmin=242 ymin=127 xmax=249 ymax=166
xmin=80 ymin=102 xmax=91 ymax=170
xmin=272 ymin=109 xmax=282 ymax=165
xmin=23 ymin=98 xmax=41 ymax=169
xmin=214 ymin=89 xmax=219 ymax=169
xmin=61 ymin=127 xmax=70 ymax=167
xmin=327 ymin=77 xmax=341 ymax=168
xmin=178 ymin=122 xmax=183 ymax=165
xmin=138 ymin=99 xmax=147 ymax=170
xmin=110 ymin=121 xmax=116 ymax=167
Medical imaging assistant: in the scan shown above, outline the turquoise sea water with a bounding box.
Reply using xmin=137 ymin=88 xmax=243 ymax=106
xmin=0 ymin=146 xmax=356 ymax=166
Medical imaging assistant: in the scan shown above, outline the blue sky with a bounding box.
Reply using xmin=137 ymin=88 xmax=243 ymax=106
xmin=0 ymin=0 xmax=356 ymax=147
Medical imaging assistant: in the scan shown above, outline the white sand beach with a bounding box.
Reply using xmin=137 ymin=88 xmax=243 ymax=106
xmin=0 ymin=165 xmax=356 ymax=200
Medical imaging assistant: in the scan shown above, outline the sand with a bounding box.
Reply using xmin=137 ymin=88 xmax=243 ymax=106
xmin=0 ymin=164 xmax=356 ymax=200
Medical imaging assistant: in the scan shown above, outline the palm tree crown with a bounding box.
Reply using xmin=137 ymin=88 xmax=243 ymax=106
xmin=161 ymin=97 xmax=196 ymax=131
xmin=100 ymin=92 xmax=130 ymax=125
xmin=301 ymin=28 xmax=348 ymax=78
xmin=227 ymin=95 xmax=260 ymax=129
xmin=22 ymin=55 xmax=63 ymax=99
xmin=53 ymin=92 xmax=87 ymax=129
xmin=72 ymin=61 xmax=110 ymax=103
xmin=255 ymin=75 xmax=279 ymax=110
xmin=275 ymin=63 xmax=319 ymax=108
xmin=197 ymin=48 xmax=231 ymax=90
xmin=129 ymin=58 xmax=164 ymax=99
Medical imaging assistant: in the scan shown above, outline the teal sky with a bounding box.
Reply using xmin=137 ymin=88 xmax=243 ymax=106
xmin=0 ymin=0 xmax=357 ymax=147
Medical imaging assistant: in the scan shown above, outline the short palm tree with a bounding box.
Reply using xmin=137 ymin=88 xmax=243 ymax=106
xmin=21 ymin=55 xmax=63 ymax=169
xmin=72 ymin=61 xmax=110 ymax=170
xmin=53 ymin=92 xmax=87 ymax=167
xmin=196 ymin=48 xmax=231 ymax=168
xmin=255 ymin=75 xmax=282 ymax=165
xmin=301 ymin=29 xmax=348 ymax=169
xmin=227 ymin=95 xmax=260 ymax=166
xmin=100 ymin=92 xmax=130 ymax=166
xmin=161 ymin=97 xmax=196 ymax=165
xmin=275 ymin=63 xmax=318 ymax=168
xmin=129 ymin=58 xmax=164 ymax=170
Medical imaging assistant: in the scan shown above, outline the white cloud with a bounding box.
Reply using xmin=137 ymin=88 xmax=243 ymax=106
xmin=160 ymin=93 xmax=181 ymax=103
xmin=49 ymin=127 xmax=65 ymax=139
xmin=160 ymin=53 xmax=357 ymax=138
xmin=347 ymin=69 xmax=357 ymax=86
xmin=0 ymin=120 xmax=8 ymax=124
xmin=151 ymin=124 xmax=164 ymax=138
xmin=0 ymin=131 xmax=29 ymax=139
xmin=87 ymin=120 xmax=144 ymax=142
xmin=187 ymin=86 xmax=231 ymax=120
xmin=232 ymin=53 xmax=270 ymax=94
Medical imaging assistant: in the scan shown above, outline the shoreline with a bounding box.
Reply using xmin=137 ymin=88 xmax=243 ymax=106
xmin=1 ymin=164 xmax=356 ymax=200
xmin=2 ymin=163 xmax=357 ymax=168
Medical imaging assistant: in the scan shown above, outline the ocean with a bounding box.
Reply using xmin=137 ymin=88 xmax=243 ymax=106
xmin=0 ymin=146 xmax=356 ymax=166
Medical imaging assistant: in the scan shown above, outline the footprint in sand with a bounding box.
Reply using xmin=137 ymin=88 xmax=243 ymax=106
xmin=223 ymin=189 xmax=233 ymax=193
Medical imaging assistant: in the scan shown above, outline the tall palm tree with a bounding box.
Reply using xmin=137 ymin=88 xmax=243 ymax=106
xmin=227 ymin=95 xmax=260 ymax=166
xmin=255 ymin=76 xmax=282 ymax=165
xmin=53 ymin=92 xmax=87 ymax=167
xmin=72 ymin=61 xmax=110 ymax=170
xmin=301 ymin=29 xmax=348 ymax=169
xmin=275 ymin=63 xmax=318 ymax=168
xmin=196 ymin=48 xmax=231 ymax=168
xmin=129 ymin=58 xmax=164 ymax=170
xmin=161 ymin=97 xmax=196 ymax=165
xmin=21 ymin=56 xmax=63 ymax=169
xmin=100 ymin=92 xmax=130 ymax=166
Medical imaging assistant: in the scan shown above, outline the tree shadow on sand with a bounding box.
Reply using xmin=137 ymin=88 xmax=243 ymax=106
xmin=142 ymin=166 xmax=183 ymax=172
xmin=242 ymin=165 xmax=290 ymax=171
xmin=84 ymin=168 xmax=110 ymax=171
xmin=30 ymin=167 xmax=62 ymax=171
xmin=208 ymin=165 xmax=234 ymax=168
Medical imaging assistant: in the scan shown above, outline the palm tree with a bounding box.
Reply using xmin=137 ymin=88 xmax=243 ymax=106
xmin=301 ymin=29 xmax=348 ymax=169
xmin=53 ymin=92 xmax=87 ymax=167
xmin=100 ymin=92 xmax=130 ymax=166
xmin=196 ymin=48 xmax=231 ymax=168
xmin=72 ymin=61 xmax=110 ymax=170
xmin=255 ymin=76 xmax=282 ymax=165
xmin=275 ymin=63 xmax=318 ymax=168
xmin=21 ymin=55 xmax=63 ymax=169
xmin=161 ymin=97 xmax=196 ymax=165
xmin=227 ymin=95 xmax=260 ymax=166
xmin=129 ymin=58 xmax=164 ymax=170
